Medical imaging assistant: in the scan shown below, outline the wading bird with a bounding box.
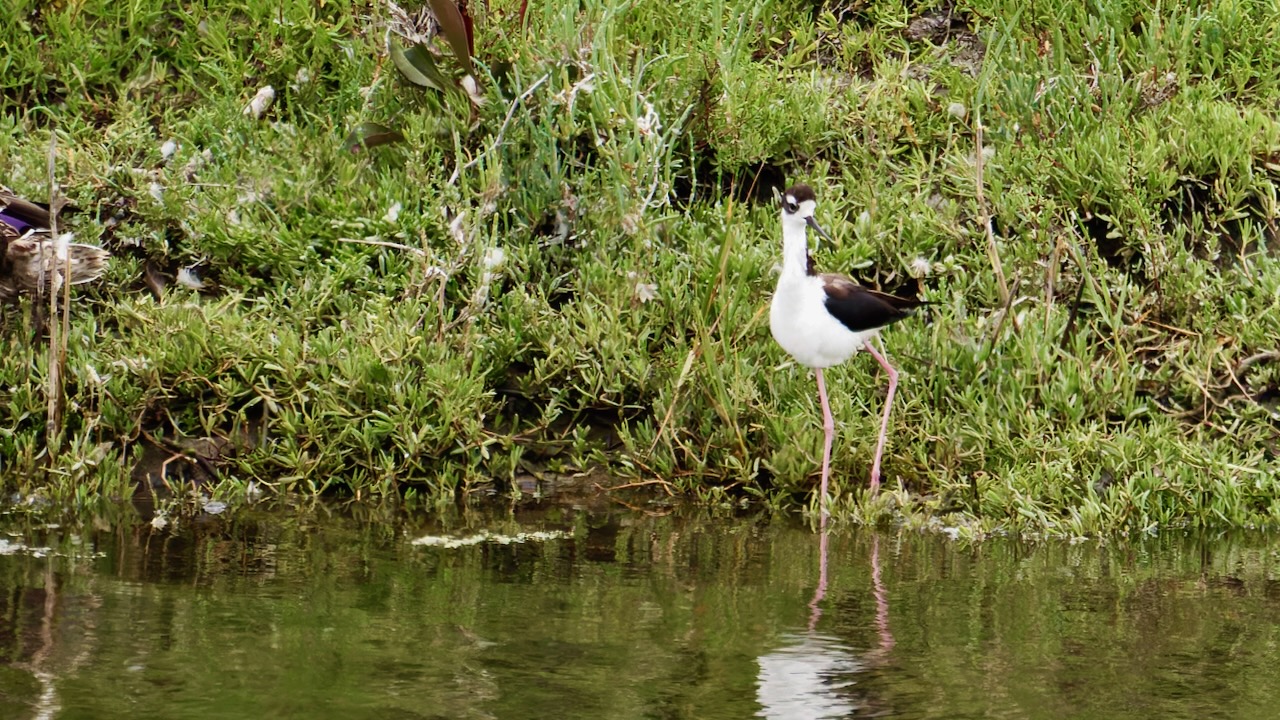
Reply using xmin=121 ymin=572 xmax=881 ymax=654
xmin=1 ymin=188 xmax=109 ymax=304
xmin=769 ymin=184 xmax=925 ymax=513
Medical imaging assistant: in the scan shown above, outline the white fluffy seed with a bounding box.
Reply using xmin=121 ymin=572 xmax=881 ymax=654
xmin=243 ymin=86 xmax=275 ymax=119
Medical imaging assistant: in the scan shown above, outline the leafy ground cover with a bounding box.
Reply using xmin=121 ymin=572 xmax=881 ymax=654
xmin=1 ymin=0 xmax=1278 ymax=534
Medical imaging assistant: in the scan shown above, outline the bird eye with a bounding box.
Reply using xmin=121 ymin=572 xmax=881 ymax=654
xmin=784 ymin=199 xmax=799 ymax=213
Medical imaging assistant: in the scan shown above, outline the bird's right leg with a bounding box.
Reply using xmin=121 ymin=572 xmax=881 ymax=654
xmin=815 ymin=368 xmax=834 ymax=519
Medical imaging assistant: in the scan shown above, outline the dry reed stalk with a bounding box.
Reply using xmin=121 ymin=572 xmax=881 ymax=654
xmin=44 ymin=132 xmax=68 ymax=459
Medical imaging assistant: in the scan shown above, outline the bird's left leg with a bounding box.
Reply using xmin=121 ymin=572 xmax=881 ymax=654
xmin=862 ymin=340 xmax=898 ymax=493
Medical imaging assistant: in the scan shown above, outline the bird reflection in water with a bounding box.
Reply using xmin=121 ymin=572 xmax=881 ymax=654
xmin=755 ymin=518 xmax=894 ymax=719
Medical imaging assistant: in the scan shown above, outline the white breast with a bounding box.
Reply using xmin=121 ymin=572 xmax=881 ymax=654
xmin=770 ymin=274 xmax=874 ymax=369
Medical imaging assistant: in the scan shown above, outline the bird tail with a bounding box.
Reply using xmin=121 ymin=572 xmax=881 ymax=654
xmin=62 ymin=243 xmax=112 ymax=285
xmin=5 ymin=239 xmax=111 ymax=293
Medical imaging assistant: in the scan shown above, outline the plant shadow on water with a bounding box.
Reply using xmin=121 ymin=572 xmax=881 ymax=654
xmin=0 ymin=501 xmax=1278 ymax=719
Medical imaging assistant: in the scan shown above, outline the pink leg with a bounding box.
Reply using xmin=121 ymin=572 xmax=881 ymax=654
xmin=862 ymin=340 xmax=898 ymax=494
xmin=870 ymin=535 xmax=895 ymax=652
xmin=814 ymin=368 xmax=835 ymax=518
xmin=806 ymin=523 xmax=829 ymax=632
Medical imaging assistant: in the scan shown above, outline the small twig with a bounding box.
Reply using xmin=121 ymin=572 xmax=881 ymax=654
xmin=603 ymin=478 xmax=676 ymax=495
xmin=977 ymin=279 xmax=1022 ymax=368
xmin=59 ymin=217 xmax=72 ymax=398
xmin=1057 ymin=235 xmax=1111 ymax=351
xmin=1058 ymin=278 xmax=1086 ymax=351
xmin=1043 ymin=233 xmax=1060 ymax=308
xmin=1131 ymin=309 xmax=1200 ymax=337
xmin=448 ymin=72 xmax=550 ymax=185
xmin=1234 ymin=350 xmax=1280 ymax=378
xmin=642 ymin=145 xmax=665 ymax=209
xmin=973 ymin=121 xmax=1016 ymax=333
xmin=648 ymin=343 xmax=701 ymax=455
xmin=336 ymin=237 xmax=427 ymax=255
xmin=1221 ymin=350 xmax=1280 ymax=407
xmin=142 ymin=428 xmax=223 ymax=487
xmin=605 ymin=491 xmax=676 ymax=515
xmin=45 ymin=132 xmax=64 ymax=459
xmin=1182 ymin=355 xmax=1225 ymax=417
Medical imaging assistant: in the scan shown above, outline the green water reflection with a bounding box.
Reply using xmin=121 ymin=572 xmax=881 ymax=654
xmin=0 ymin=507 xmax=1277 ymax=719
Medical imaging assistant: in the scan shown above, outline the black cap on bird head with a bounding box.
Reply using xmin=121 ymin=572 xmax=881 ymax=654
xmin=779 ymin=184 xmax=818 ymax=218
xmin=782 ymin=184 xmax=817 ymax=205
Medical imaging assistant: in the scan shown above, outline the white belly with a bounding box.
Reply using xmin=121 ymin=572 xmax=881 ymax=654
xmin=770 ymin=275 xmax=872 ymax=369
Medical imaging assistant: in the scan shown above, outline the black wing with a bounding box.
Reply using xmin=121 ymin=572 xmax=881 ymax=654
xmin=821 ymin=274 xmax=927 ymax=333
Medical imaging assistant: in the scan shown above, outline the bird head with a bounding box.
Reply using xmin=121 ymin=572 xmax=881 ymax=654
xmin=779 ymin=183 xmax=832 ymax=243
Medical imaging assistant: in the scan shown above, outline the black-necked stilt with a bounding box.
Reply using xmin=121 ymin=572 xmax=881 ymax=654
xmin=1 ymin=187 xmax=110 ymax=303
xmin=769 ymin=183 xmax=925 ymax=512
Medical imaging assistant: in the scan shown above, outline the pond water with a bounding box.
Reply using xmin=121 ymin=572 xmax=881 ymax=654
xmin=0 ymin=503 xmax=1277 ymax=719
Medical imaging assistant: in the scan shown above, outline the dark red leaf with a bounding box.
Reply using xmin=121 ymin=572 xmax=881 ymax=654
xmin=427 ymin=0 xmax=473 ymax=75
xmin=456 ymin=0 xmax=475 ymax=57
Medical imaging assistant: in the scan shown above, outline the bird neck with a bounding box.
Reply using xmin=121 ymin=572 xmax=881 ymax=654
xmin=780 ymin=220 xmax=812 ymax=280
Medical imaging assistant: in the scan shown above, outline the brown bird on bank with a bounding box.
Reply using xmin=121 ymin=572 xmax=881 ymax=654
xmin=1 ymin=187 xmax=110 ymax=303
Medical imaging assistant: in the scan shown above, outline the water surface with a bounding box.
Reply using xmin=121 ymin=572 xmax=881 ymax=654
xmin=0 ymin=505 xmax=1277 ymax=719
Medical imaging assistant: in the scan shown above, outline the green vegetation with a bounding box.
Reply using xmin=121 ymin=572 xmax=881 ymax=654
xmin=1 ymin=0 xmax=1277 ymax=535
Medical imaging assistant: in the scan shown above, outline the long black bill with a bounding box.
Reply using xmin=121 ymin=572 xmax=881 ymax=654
xmin=806 ymin=215 xmax=833 ymax=242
